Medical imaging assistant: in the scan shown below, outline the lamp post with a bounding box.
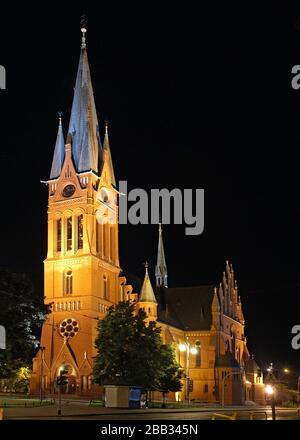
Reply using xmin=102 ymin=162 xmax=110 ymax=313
xmin=179 ymin=340 xmax=198 ymax=405
xmin=39 ymin=346 xmax=45 ymax=402
xmin=265 ymin=384 xmax=276 ymax=420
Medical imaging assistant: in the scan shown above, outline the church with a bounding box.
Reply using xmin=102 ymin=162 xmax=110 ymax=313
xmin=30 ymin=25 xmax=265 ymax=405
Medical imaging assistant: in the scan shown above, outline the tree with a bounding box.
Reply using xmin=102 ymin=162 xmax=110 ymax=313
xmin=93 ymin=301 xmax=183 ymax=399
xmin=157 ymin=344 xmax=183 ymax=407
xmin=0 ymin=268 xmax=48 ymax=378
xmin=0 ymin=367 xmax=31 ymax=393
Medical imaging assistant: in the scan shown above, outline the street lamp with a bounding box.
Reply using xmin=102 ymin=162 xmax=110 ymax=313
xmin=178 ymin=340 xmax=198 ymax=405
xmin=265 ymin=384 xmax=276 ymax=420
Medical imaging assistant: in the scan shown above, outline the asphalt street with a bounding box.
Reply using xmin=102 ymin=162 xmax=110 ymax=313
xmin=2 ymin=402 xmax=299 ymax=420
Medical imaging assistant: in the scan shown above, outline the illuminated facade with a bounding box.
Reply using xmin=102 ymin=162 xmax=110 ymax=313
xmin=30 ymin=28 xmax=265 ymax=404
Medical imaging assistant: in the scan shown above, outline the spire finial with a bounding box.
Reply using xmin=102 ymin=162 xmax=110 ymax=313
xmin=80 ymin=14 xmax=87 ymax=49
xmin=104 ymin=119 xmax=109 ymax=135
xmin=144 ymin=261 xmax=149 ymax=274
xmin=58 ymin=110 xmax=63 ymax=126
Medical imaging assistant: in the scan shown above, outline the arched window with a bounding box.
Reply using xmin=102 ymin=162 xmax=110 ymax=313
xmin=231 ymin=329 xmax=236 ymax=358
xmin=81 ymin=375 xmax=87 ymax=391
xmin=225 ymin=339 xmax=230 ymax=352
xmin=195 ymin=340 xmax=201 ymax=367
xmin=103 ymin=274 xmax=108 ymax=300
xmin=67 ymin=217 xmax=72 ymax=250
xmin=64 ymin=268 xmax=73 ymax=295
xmin=57 ymin=219 xmax=62 ymax=252
xmin=77 ymin=214 xmax=83 ymax=249
xmin=110 ymin=226 xmax=114 ymax=262
xmin=103 ymin=222 xmax=107 ymax=258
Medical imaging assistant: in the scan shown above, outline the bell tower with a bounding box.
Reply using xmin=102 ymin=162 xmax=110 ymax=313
xmin=30 ymin=24 xmax=122 ymax=396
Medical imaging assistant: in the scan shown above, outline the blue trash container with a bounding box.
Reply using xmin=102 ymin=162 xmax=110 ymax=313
xmin=129 ymin=386 xmax=143 ymax=408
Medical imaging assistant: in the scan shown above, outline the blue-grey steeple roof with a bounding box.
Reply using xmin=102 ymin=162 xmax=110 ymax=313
xmin=50 ymin=116 xmax=65 ymax=179
xmin=67 ymin=35 xmax=101 ymax=174
xmin=155 ymin=223 xmax=168 ymax=287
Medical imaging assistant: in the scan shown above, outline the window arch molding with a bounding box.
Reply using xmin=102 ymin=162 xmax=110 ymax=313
xmin=63 ymin=267 xmax=73 ymax=295
xmin=62 ymin=210 xmax=73 ymax=252
xmin=195 ymin=340 xmax=201 ymax=367
xmin=74 ymin=209 xmax=84 ymax=251
xmin=103 ymin=273 xmax=109 ymax=300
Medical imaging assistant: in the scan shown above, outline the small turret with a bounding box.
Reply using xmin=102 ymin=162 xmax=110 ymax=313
xmin=138 ymin=263 xmax=157 ymax=320
xmin=50 ymin=112 xmax=65 ymax=179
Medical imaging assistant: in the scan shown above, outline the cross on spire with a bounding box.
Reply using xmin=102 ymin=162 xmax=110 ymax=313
xmin=80 ymin=14 xmax=87 ymax=49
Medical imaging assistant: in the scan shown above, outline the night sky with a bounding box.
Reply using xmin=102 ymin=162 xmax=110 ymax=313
xmin=1 ymin=4 xmax=300 ymax=371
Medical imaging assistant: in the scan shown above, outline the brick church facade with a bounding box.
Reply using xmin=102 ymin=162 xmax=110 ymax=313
xmin=30 ymin=26 xmax=265 ymax=405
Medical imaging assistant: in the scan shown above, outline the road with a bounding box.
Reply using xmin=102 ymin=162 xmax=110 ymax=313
xmin=2 ymin=402 xmax=300 ymax=420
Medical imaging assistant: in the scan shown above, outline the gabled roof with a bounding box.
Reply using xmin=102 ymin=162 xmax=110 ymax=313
xmin=245 ymin=356 xmax=261 ymax=374
xmin=215 ymin=351 xmax=240 ymax=368
xmin=157 ymin=285 xmax=215 ymax=330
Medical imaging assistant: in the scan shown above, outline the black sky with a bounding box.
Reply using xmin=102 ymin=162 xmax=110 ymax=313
xmin=1 ymin=3 xmax=300 ymax=370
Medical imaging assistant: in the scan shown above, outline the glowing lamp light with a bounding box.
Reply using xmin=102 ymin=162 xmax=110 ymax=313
xmin=265 ymin=385 xmax=274 ymax=395
xmin=284 ymin=368 xmax=289 ymax=373
xmin=179 ymin=343 xmax=187 ymax=352
xmin=190 ymin=347 xmax=198 ymax=355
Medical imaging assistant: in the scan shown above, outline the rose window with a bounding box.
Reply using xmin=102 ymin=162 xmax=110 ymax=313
xmin=59 ymin=318 xmax=79 ymax=339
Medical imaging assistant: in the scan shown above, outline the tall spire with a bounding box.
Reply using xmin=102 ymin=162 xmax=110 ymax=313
xmin=139 ymin=263 xmax=157 ymax=304
xmin=50 ymin=112 xmax=65 ymax=179
xmin=67 ymin=20 xmax=101 ymax=174
xmin=102 ymin=121 xmax=116 ymax=186
xmin=155 ymin=223 xmax=168 ymax=288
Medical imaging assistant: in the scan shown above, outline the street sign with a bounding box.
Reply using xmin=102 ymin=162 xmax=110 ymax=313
xmin=57 ymin=369 xmax=69 ymax=416
xmin=57 ymin=369 xmax=69 ymax=387
xmin=57 ymin=374 xmax=69 ymax=386
xmin=0 ymin=325 xmax=5 ymax=350
xmin=188 ymin=379 xmax=193 ymax=392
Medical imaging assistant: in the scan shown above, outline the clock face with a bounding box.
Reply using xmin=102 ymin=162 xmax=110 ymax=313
xmin=62 ymin=184 xmax=76 ymax=198
xmin=98 ymin=186 xmax=116 ymax=205
xmin=96 ymin=187 xmax=117 ymax=224
xmin=100 ymin=188 xmax=109 ymax=203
